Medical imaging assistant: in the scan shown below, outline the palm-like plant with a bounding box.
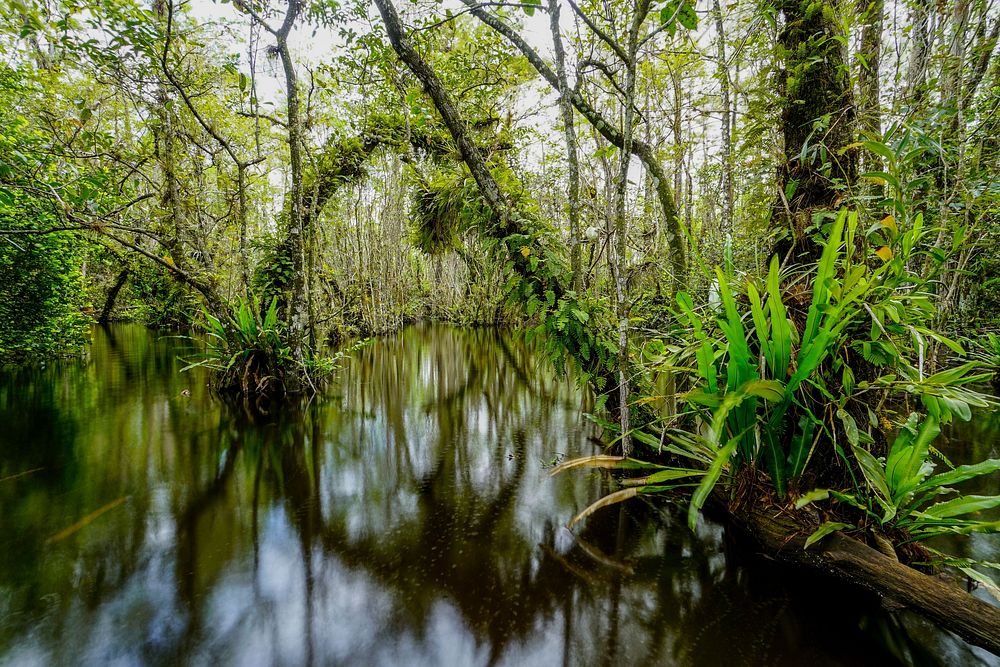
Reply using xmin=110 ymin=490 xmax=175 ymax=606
xmin=555 ymin=210 xmax=998 ymax=551
xmin=799 ymin=413 xmax=1000 ymax=544
xmin=183 ymin=297 xmax=294 ymax=394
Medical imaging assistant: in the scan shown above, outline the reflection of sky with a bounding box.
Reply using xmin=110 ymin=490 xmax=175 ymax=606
xmin=0 ymin=325 xmax=605 ymax=666
xmin=3 ymin=325 xmax=999 ymax=667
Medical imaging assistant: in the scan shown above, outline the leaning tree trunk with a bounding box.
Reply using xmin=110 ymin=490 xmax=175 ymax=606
xmin=99 ymin=269 xmax=129 ymax=324
xmin=736 ymin=498 xmax=1000 ymax=656
xmin=774 ymin=0 xmax=858 ymax=262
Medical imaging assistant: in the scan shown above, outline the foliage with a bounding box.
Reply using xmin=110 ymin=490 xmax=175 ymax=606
xmin=406 ymin=161 xmax=629 ymax=401
xmin=409 ymin=168 xmax=488 ymax=256
xmin=669 ymin=210 xmax=988 ymax=492
xmin=557 ymin=208 xmax=997 ymax=568
xmin=798 ymin=413 xmax=1000 ymax=546
xmin=972 ymin=332 xmax=1000 ymax=388
xmin=0 ymin=218 xmax=90 ymax=363
xmin=183 ymin=297 xmax=363 ymax=395
xmin=0 ymin=65 xmax=89 ymax=362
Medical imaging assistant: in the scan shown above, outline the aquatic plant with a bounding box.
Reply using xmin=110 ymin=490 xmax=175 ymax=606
xmin=182 ymin=297 xmax=361 ymax=394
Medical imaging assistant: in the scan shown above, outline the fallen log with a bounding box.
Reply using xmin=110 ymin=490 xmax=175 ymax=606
xmin=736 ymin=501 xmax=1000 ymax=656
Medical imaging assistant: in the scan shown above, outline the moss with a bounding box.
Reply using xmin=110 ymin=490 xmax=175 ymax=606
xmin=775 ymin=0 xmax=858 ymax=261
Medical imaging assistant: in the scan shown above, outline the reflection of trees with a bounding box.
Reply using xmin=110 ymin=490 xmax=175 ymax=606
xmin=2 ymin=324 xmax=950 ymax=666
xmin=172 ymin=325 xmax=913 ymax=666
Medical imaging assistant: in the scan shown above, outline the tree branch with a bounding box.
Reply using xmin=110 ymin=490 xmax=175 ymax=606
xmin=457 ymin=0 xmax=687 ymax=287
xmin=566 ymin=0 xmax=629 ymax=63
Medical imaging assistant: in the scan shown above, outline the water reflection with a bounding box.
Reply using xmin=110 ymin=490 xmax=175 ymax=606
xmin=0 ymin=324 xmax=992 ymax=666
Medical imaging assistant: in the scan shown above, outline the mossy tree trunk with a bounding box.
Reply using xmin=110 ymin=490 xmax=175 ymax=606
xmin=275 ymin=0 xmax=308 ymax=381
xmin=857 ymin=0 xmax=883 ymax=173
xmin=775 ymin=0 xmax=858 ymax=263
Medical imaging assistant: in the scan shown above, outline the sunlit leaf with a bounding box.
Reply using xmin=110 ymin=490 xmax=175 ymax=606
xmin=568 ymin=488 xmax=638 ymax=528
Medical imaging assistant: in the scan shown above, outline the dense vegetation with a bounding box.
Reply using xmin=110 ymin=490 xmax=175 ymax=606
xmin=2 ymin=0 xmax=999 ymax=654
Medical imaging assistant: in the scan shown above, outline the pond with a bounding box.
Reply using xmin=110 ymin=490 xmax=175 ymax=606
xmin=0 ymin=324 xmax=997 ymax=667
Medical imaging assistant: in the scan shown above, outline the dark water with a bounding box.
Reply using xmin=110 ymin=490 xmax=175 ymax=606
xmin=0 ymin=324 xmax=997 ymax=667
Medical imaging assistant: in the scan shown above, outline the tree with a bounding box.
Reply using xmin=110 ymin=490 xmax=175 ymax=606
xmin=774 ymin=0 xmax=858 ymax=261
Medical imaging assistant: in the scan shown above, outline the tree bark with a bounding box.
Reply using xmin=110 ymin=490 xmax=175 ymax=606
xmin=547 ymin=0 xmax=583 ymax=292
xmin=99 ymin=269 xmax=129 ymax=324
xmin=152 ymin=0 xmax=227 ymax=318
xmin=275 ymin=0 xmax=308 ymax=376
xmin=774 ymin=0 xmax=858 ymax=262
xmin=903 ymin=0 xmax=934 ymax=105
xmin=609 ymin=0 xmax=650 ymax=457
xmin=712 ymin=0 xmax=734 ymax=238
xmin=858 ymin=0 xmax=883 ymax=172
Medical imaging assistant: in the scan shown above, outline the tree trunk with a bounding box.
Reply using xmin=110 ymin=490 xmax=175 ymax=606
xmin=99 ymin=269 xmax=129 ymax=324
xmin=547 ymin=0 xmax=583 ymax=293
xmin=904 ymin=0 xmax=934 ymax=105
xmin=609 ymin=0 xmax=650 ymax=458
xmin=735 ymin=500 xmax=1000 ymax=656
xmin=712 ymin=0 xmax=734 ymax=238
xmin=774 ymin=0 xmax=858 ymax=262
xmin=152 ymin=0 xmax=227 ymax=318
xmin=857 ymin=0 xmax=883 ymax=172
xmin=275 ymin=0 xmax=308 ymax=380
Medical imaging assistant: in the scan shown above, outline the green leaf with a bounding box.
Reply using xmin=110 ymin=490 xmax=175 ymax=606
xmin=688 ymin=437 xmax=739 ymax=531
xmin=885 ymin=414 xmax=938 ymax=502
xmin=747 ymin=282 xmax=772 ymax=372
xmin=794 ymin=488 xmax=830 ymax=509
xmin=676 ymin=0 xmax=698 ymax=29
xmin=765 ymin=256 xmax=792 ymax=378
xmin=916 ymin=459 xmax=1000 ymax=495
xmin=623 ymin=467 xmax=706 ymax=486
xmin=804 ymin=522 xmax=853 ymax=548
xmin=838 ymin=409 xmax=859 ymax=447
xmin=802 ymin=210 xmax=845 ymax=348
xmin=959 ymin=568 xmax=1000 ymax=603
xmin=924 ymin=495 xmax=1000 ymax=518
xmin=741 ymin=379 xmax=785 ymax=402
xmin=861 ymin=141 xmax=896 ymax=166
xmin=852 ymin=444 xmax=890 ymax=502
